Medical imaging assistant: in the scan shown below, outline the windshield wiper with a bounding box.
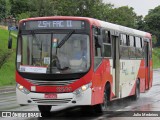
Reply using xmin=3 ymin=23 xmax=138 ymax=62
xmin=57 ymin=30 xmax=75 ymax=48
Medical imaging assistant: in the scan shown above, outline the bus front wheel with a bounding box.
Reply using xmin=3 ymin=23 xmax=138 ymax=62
xmin=101 ymin=87 xmax=108 ymax=111
xmin=94 ymin=86 xmax=109 ymax=113
xmin=38 ymin=105 xmax=52 ymax=117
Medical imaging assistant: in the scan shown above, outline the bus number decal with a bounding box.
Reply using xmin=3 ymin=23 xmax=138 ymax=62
xmin=67 ymin=20 xmax=72 ymax=27
xmin=38 ymin=21 xmax=72 ymax=28
xmin=56 ymin=87 xmax=72 ymax=92
xmin=38 ymin=21 xmax=51 ymax=28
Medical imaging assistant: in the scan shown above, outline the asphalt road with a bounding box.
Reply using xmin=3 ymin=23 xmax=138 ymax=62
xmin=0 ymin=70 xmax=160 ymax=120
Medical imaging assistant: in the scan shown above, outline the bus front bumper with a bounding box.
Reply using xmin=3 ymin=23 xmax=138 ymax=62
xmin=16 ymin=87 xmax=92 ymax=106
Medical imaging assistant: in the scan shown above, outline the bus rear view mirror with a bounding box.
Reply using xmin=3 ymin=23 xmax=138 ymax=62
xmin=8 ymin=37 xmax=12 ymax=49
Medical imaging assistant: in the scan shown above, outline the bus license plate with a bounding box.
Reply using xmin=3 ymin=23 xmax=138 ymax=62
xmin=44 ymin=93 xmax=57 ymax=99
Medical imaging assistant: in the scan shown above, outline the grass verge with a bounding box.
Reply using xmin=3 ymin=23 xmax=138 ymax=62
xmin=152 ymin=47 xmax=160 ymax=69
xmin=0 ymin=28 xmax=17 ymax=86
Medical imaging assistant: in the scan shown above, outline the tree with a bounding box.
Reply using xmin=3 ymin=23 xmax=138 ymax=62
xmin=19 ymin=0 xmax=113 ymax=21
xmin=9 ymin=0 xmax=113 ymax=20
xmin=17 ymin=12 xmax=31 ymax=21
xmin=144 ymin=6 xmax=160 ymax=46
xmin=108 ymin=6 xmax=137 ymax=28
xmin=9 ymin=0 xmax=30 ymax=17
xmin=28 ymin=0 xmax=56 ymax=17
xmin=7 ymin=0 xmax=143 ymax=32
xmin=0 ymin=0 xmax=7 ymax=21
xmin=135 ymin=15 xmax=145 ymax=30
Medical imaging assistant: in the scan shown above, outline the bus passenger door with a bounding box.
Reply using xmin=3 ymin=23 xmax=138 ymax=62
xmin=144 ymin=41 xmax=150 ymax=90
xmin=92 ymin=26 xmax=103 ymax=104
xmin=111 ymin=31 xmax=120 ymax=98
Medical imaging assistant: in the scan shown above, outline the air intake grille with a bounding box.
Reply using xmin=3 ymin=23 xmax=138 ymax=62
xmin=27 ymin=79 xmax=77 ymax=86
xmin=31 ymin=98 xmax=72 ymax=104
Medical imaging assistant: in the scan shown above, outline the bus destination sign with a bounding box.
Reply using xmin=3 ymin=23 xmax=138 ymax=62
xmin=22 ymin=20 xmax=85 ymax=30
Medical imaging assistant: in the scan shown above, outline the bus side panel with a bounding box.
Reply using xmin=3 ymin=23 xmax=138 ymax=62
xmin=119 ymin=59 xmax=138 ymax=98
xmin=120 ymin=59 xmax=146 ymax=98
xmin=91 ymin=59 xmax=112 ymax=105
xmin=129 ymin=60 xmax=145 ymax=96
xmin=103 ymin=59 xmax=113 ymax=101
xmin=138 ymin=60 xmax=146 ymax=93
xmin=145 ymin=68 xmax=149 ymax=89
xmin=149 ymin=60 xmax=153 ymax=88
xmin=92 ymin=61 xmax=104 ymax=105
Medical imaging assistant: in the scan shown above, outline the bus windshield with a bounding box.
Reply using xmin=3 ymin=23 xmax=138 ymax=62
xmin=17 ymin=33 xmax=90 ymax=74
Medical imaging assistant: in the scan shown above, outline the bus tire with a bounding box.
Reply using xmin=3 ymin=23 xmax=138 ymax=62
xmin=38 ymin=105 xmax=52 ymax=117
xmin=94 ymin=85 xmax=109 ymax=113
xmin=132 ymin=80 xmax=140 ymax=100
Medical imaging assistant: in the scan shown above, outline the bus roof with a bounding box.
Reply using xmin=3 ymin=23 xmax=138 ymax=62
xmin=97 ymin=20 xmax=151 ymax=39
xmin=20 ymin=16 xmax=151 ymax=39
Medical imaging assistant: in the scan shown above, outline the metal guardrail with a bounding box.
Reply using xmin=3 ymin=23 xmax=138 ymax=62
xmin=0 ymin=25 xmax=8 ymax=30
xmin=0 ymin=17 xmax=18 ymax=27
xmin=0 ymin=86 xmax=15 ymax=94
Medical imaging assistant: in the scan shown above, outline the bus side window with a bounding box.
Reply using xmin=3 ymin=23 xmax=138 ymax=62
xmin=129 ymin=36 xmax=136 ymax=59
xmin=103 ymin=31 xmax=111 ymax=43
xmin=141 ymin=38 xmax=144 ymax=48
xmin=141 ymin=38 xmax=145 ymax=57
xmin=120 ymin=34 xmax=127 ymax=46
xmin=120 ymin=34 xmax=129 ymax=59
xmin=135 ymin=37 xmax=141 ymax=48
xmin=103 ymin=30 xmax=111 ymax=57
xmin=129 ymin=36 xmax=135 ymax=47
xmin=135 ymin=37 xmax=143 ymax=58
xmin=94 ymin=36 xmax=102 ymax=57
xmin=93 ymin=27 xmax=102 ymax=57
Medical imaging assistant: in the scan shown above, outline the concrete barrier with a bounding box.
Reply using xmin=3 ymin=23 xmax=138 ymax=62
xmin=11 ymin=33 xmax=17 ymax=38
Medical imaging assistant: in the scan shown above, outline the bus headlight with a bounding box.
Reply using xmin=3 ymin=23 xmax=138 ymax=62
xmin=73 ymin=82 xmax=92 ymax=95
xmin=17 ymin=83 xmax=30 ymax=94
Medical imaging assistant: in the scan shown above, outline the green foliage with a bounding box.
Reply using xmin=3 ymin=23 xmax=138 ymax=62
xmin=28 ymin=0 xmax=56 ymax=17
xmin=152 ymin=48 xmax=160 ymax=69
xmin=152 ymin=35 xmax=157 ymax=45
xmin=6 ymin=0 xmax=144 ymax=29
xmin=52 ymin=0 xmax=113 ymax=20
xmin=144 ymin=6 xmax=160 ymax=32
xmin=108 ymin=6 xmax=138 ymax=28
xmin=9 ymin=0 xmax=30 ymax=17
xmin=135 ymin=15 xmax=145 ymax=30
xmin=0 ymin=0 xmax=7 ymax=20
xmin=21 ymin=0 xmax=113 ymax=21
xmin=144 ymin=6 xmax=160 ymax=46
xmin=0 ymin=28 xmax=16 ymax=86
xmin=17 ymin=12 xmax=31 ymax=21
xmin=0 ymin=52 xmax=16 ymax=86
